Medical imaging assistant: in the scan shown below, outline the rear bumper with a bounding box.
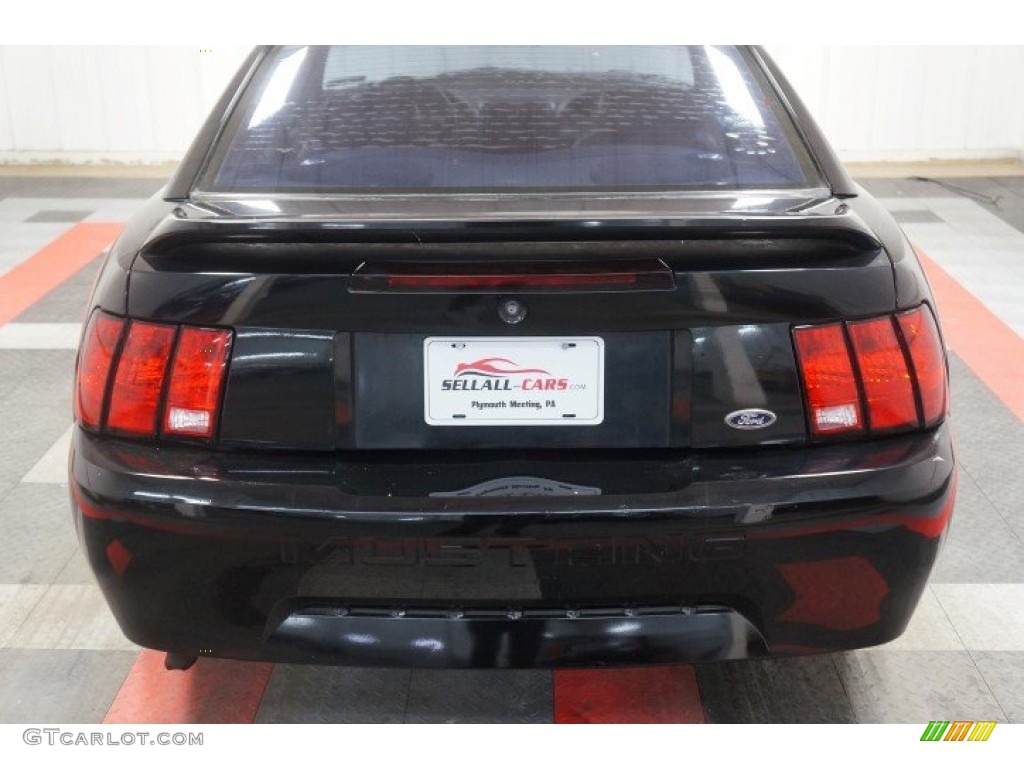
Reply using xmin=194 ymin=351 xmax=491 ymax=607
xmin=70 ymin=425 xmax=956 ymax=668
xmin=264 ymin=605 xmax=762 ymax=667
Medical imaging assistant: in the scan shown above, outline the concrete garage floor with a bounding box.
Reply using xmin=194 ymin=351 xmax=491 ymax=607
xmin=0 ymin=172 xmax=1022 ymax=724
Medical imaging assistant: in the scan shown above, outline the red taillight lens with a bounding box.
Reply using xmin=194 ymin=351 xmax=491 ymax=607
xmin=75 ymin=312 xmax=125 ymax=429
xmin=794 ymin=305 xmax=948 ymax=441
xmin=793 ymin=323 xmax=864 ymax=436
xmin=106 ymin=322 xmax=176 ymax=435
xmin=897 ymin=305 xmax=947 ymax=426
xmin=847 ymin=317 xmax=918 ymax=431
xmin=386 ymin=272 xmax=639 ymax=290
xmin=349 ymin=259 xmax=675 ymax=293
xmin=74 ymin=314 xmax=233 ymax=441
xmin=163 ymin=327 xmax=232 ymax=438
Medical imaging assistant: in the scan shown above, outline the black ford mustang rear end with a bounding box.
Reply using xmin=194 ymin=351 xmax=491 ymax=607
xmin=70 ymin=46 xmax=955 ymax=668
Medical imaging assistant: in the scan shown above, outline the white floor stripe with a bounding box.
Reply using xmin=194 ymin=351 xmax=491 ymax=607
xmin=0 ymin=584 xmax=48 ymax=649
xmin=880 ymin=196 xmax=1024 ymax=337
xmin=22 ymin=424 xmax=74 ymax=484
xmin=86 ymin=200 xmax=151 ymax=221
xmin=875 ymin=585 xmax=966 ymax=652
xmin=4 ymin=583 xmax=138 ymax=652
xmin=0 ymin=323 xmax=81 ymax=350
xmin=932 ymin=583 xmax=1024 ymax=652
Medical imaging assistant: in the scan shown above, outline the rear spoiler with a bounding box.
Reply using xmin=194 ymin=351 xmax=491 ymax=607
xmin=129 ymin=208 xmax=885 ymax=277
xmin=137 ymin=206 xmax=882 ymax=256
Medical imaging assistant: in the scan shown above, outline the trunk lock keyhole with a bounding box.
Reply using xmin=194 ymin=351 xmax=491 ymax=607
xmin=498 ymin=297 xmax=527 ymax=325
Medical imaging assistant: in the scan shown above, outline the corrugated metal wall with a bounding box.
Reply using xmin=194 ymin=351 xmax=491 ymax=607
xmin=0 ymin=45 xmax=1021 ymax=163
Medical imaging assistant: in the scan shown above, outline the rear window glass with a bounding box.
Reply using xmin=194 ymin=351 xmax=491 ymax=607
xmin=200 ymin=46 xmax=822 ymax=194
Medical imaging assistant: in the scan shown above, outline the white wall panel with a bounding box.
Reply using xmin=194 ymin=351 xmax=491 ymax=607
xmin=768 ymin=45 xmax=1024 ymax=161
xmin=2 ymin=47 xmax=64 ymax=151
xmin=99 ymin=47 xmax=159 ymax=153
xmin=0 ymin=45 xmax=249 ymax=162
xmin=0 ymin=45 xmax=1020 ymax=163
xmin=50 ymin=47 xmax=108 ymax=152
xmin=146 ymin=48 xmax=203 ymax=155
xmin=966 ymin=46 xmax=1024 ymax=150
xmin=867 ymin=47 xmax=927 ymax=151
xmin=918 ymin=47 xmax=972 ymax=151
xmin=0 ymin=53 xmax=14 ymax=150
xmin=820 ymin=47 xmax=879 ymax=154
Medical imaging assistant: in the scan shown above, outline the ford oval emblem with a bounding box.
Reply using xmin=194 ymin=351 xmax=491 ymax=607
xmin=725 ymin=408 xmax=778 ymax=430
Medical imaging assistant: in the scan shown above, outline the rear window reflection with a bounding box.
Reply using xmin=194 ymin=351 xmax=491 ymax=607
xmin=204 ymin=45 xmax=821 ymax=194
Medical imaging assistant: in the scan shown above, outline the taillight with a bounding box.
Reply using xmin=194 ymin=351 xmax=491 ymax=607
xmin=847 ymin=317 xmax=917 ymax=431
xmin=896 ymin=306 xmax=948 ymax=426
xmin=75 ymin=312 xmax=125 ymax=429
xmin=107 ymin=322 xmax=176 ymax=435
xmin=794 ymin=304 xmax=947 ymax=441
xmin=73 ymin=311 xmax=233 ymax=441
xmin=163 ymin=327 xmax=232 ymax=438
xmin=793 ymin=323 xmax=864 ymax=436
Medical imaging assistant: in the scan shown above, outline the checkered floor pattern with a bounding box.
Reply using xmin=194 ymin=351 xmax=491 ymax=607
xmin=0 ymin=175 xmax=1022 ymax=723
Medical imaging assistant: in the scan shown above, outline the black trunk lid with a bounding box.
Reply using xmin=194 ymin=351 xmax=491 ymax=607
xmin=125 ymin=194 xmax=894 ymax=452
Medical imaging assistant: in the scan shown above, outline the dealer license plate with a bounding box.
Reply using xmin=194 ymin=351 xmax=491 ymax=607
xmin=424 ymin=337 xmax=604 ymax=426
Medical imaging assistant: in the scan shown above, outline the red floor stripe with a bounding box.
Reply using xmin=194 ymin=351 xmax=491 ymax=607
xmin=554 ymin=666 xmax=705 ymax=723
xmin=103 ymin=651 xmax=273 ymax=724
xmin=0 ymin=222 xmax=123 ymax=326
xmin=917 ymin=248 xmax=1024 ymax=422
